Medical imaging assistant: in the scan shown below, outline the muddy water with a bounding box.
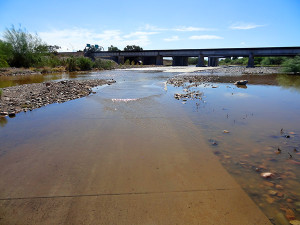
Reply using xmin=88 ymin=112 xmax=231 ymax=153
xmin=0 ymin=70 xmax=300 ymax=224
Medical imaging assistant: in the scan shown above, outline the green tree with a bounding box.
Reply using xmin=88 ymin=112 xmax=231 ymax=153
xmin=4 ymin=25 xmax=48 ymax=67
xmin=123 ymin=45 xmax=143 ymax=51
xmin=0 ymin=40 xmax=13 ymax=67
xmin=281 ymin=56 xmax=300 ymax=74
xmin=261 ymin=57 xmax=286 ymax=66
xmin=108 ymin=45 xmax=120 ymax=51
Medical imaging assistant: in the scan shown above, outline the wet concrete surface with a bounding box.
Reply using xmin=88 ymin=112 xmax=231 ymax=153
xmin=1 ymin=69 xmax=297 ymax=224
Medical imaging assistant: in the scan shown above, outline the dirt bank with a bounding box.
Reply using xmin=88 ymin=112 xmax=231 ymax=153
xmin=0 ymin=79 xmax=115 ymax=116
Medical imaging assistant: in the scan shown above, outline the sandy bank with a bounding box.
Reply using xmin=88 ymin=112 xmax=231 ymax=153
xmin=121 ymin=66 xmax=281 ymax=74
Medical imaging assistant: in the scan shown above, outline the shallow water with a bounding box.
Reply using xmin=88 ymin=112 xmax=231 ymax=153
xmin=0 ymin=69 xmax=300 ymax=223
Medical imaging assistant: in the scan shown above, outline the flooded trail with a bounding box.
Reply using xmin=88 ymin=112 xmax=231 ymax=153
xmin=0 ymin=70 xmax=271 ymax=224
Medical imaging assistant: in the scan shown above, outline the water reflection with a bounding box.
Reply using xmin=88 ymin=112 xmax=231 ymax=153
xmin=0 ymin=72 xmax=86 ymax=88
xmin=0 ymin=117 xmax=7 ymax=127
xmin=277 ymin=74 xmax=300 ymax=92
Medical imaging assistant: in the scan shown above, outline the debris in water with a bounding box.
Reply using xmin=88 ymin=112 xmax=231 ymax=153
xmin=223 ymin=130 xmax=230 ymax=133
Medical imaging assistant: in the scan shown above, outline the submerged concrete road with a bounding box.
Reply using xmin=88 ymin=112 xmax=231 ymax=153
xmin=0 ymin=83 xmax=271 ymax=224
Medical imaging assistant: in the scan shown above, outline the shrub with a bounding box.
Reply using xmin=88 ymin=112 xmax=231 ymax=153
xmin=66 ymin=57 xmax=78 ymax=72
xmin=281 ymin=56 xmax=300 ymax=74
xmin=93 ymin=59 xmax=115 ymax=70
xmin=76 ymin=57 xmax=93 ymax=71
xmin=261 ymin=57 xmax=286 ymax=66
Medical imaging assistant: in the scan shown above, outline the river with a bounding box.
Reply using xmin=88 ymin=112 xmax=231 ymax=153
xmin=0 ymin=68 xmax=300 ymax=224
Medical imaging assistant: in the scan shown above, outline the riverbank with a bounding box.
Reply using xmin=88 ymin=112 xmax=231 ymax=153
xmin=123 ymin=65 xmax=282 ymax=74
xmin=0 ymin=79 xmax=116 ymax=116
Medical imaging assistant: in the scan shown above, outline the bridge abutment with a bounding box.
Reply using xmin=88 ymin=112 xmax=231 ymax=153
xmin=172 ymin=56 xmax=188 ymax=66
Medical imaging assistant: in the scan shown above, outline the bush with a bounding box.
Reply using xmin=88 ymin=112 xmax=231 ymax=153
xmin=76 ymin=57 xmax=93 ymax=71
xmin=93 ymin=58 xmax=115 ymax=70
xmin=281 ymin=56 xmax=300 ymax=74
xmin=66 ymin=57 xmax=78 ymax=72
xmin=261 ymin=57 xmax=286 ymax=66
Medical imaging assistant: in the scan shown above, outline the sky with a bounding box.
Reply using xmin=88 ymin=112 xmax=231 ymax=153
xmin=0 ymin=0 xmax=299 ymax=51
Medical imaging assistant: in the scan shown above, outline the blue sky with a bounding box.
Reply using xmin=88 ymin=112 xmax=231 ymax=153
xmin=0 ymin=0 xmax=299 ymax=51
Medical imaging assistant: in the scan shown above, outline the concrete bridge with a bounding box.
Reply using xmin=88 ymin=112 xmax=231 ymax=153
xmin=90 ymin=46 xmax=300 ymax=67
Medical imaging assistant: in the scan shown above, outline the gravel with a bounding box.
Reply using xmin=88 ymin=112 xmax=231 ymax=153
xmin=0 ymin=79 xmax=116 ymax=116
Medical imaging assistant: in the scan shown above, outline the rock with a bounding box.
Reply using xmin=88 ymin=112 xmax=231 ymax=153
xmin=275 ymin=184 xmax=284 ymax=190
xmin=285 ymin=209 xmax=295 ymax=220
xmin=290 ymin=220 xmax=300 ymax=225
xmin=263 ymin=181 xmax=274 ymax=187
xmin=268 ymin=190 xmax=277 ymax=196
xmin=261 ymin=172 xmax=273 ymax=178
xmin=8 ymin=112 xmax=15 ymax=117
xmin=234 ymin=80 xmax=248 ymax=85
xmin=266 ymin=196 xmax=275 ymax=203
xmin=0 ymin=112 xmax=8 ymax=116
xmin=277 ymin=192 xmax=284 ymax=197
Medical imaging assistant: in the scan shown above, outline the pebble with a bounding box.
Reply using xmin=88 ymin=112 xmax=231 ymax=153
xmin=261 ymin=172 xmax=273 ymax=178
xmin=263 ymin=181 xmax=274 ymax=187
xmin=277 ymin=192 xmax=284 ymax=197
xmin=268 ymin=190 xmax=277 ymax=196
xmin=266 ymin=196 xmax=275 ymax=203
xmin=285 ymin=209 xmax=295 ymax=220
xmin=276 ymin=184 xmax=284 ymax=190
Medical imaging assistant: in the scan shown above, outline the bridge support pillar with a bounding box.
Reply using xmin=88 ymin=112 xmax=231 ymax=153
xmin=247 ymin=53 xmax=255 ymax=68
xmin=156 ymin=55 xmax=163 ymax=65
xmin=118 ymin=56 xmax=124 ymax=64
xmin=172 ymin=56 xmax=188 ymax=66
xmin=196 ymin=54 xmax=205 ymax=67
xmin=208 ymin=57 xmax=219 ymax=67
xmin=143 ymin=57 xmax=156 ymax=65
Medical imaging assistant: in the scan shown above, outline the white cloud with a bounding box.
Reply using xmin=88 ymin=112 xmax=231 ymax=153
xmin=163 ymin=36 xmax=180 ymax=42
xmin=123 ymin=31 xmax=158 ymax=39
xmin=224 ymin=92 xmax=252 ymax=98
xmin=229 ymin=22 xmax=265 ymax=30
xmin=139 ymin=24 xmax=215 ymax=32
xmin=140 ymin=24 xmax=167 ymax=31
xmin=173 ymin=26 xmax=215 ymax=32
xmin=39 ymin=28 xmax=155 ymax=51
xmin=189 ymin=35 xmax=223 ymax=40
